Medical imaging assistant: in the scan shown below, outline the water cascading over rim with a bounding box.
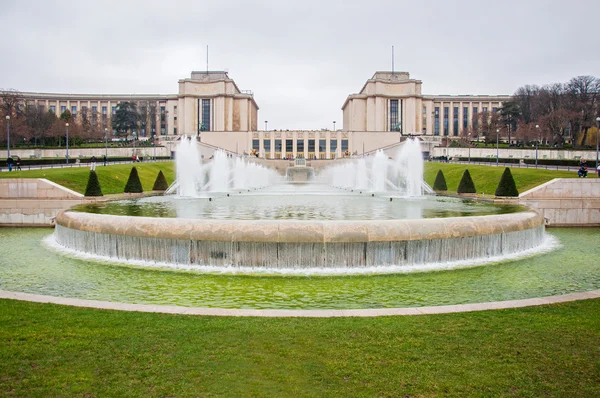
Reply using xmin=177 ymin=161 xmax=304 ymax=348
xmin=53 ymin=210 xmax=546 ymax=271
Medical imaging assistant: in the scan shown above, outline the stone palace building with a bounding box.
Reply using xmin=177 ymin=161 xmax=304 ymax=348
xmin=18 ymin=70 xmax=510 ymax=159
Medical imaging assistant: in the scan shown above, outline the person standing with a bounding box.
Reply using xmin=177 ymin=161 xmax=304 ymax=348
xmin=15 ymin=156 xmax=21 ymax=171
xmin=103 ymin=154 xmax=107 ymax=167
xmin=597 ymin=164 xmax=600 ymax=178
xmin=6 ymin=156 xmax=14 ymax=172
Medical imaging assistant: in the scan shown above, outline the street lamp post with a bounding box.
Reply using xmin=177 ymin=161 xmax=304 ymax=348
xmin=596 ymin=117 xmax=600 ymax=169
xmin=265 ymin=120 xmax=268 ymax=131
xmin=5 ymin=115 xmax=10 ymax=158
xmin=104 ymin=128 xmax=108 ymax=164
xmin=496 ymin=128 xmax=499 ymax=166
xmin=535 ymin=124 xmax=539 ymax=168
xmin=333 ymin=121 xmax=336 ymax=131
xmin=65 ymin=123 xmax=69 ymax=164
xmin=468 ymin=133 xmax=471 ymax=163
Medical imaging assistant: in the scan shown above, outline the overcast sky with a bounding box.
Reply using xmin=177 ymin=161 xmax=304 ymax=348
xmin=1 ymin=0 xmax=599 ymax=130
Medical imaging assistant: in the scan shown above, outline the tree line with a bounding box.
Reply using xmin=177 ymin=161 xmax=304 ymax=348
xmin=0 ymin=90 xmax=165 ymax=148
xmin=459 ymin=75 xmax=600 ymax=148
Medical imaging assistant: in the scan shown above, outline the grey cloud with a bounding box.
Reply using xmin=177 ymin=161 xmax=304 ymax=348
xmin=0 ymin=0 xmax=599 ymax=130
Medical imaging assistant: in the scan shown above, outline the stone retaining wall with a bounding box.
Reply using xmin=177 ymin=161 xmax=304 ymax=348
xmin=520 ymin=179 xmax=600 ymax=226
xmin=0 ymin=179 xmax=85 ymax=226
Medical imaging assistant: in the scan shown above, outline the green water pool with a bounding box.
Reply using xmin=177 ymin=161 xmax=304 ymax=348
xmin=1 ymin=228 xmax=599 ymax=309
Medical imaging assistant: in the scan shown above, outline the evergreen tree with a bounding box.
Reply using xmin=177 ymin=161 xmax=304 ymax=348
xmin=432 ymin=169 xmax=448 ymax=191
xmin=152 ymin=170 xmax=169 ymax=191
xmin=457 ymin=169 xmax=476 ymax=194
xmin=84 ymin=170 xmax=103 ymax=197
xmin=495 ymin=167 xmax=519 ymax=197
xmin=124 ymin=167 xmax=143 ymax=193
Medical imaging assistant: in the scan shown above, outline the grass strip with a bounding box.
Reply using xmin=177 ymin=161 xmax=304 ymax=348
xmin=0 ymin=298 xmax=599 ymax=397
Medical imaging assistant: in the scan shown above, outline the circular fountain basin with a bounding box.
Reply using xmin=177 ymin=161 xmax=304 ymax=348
xmin=54 ymin=191 xmax=545 ymax=271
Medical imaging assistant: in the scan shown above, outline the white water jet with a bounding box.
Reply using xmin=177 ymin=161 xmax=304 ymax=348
xmin=169 ymin=136 xmax=281 ymax=195
xmin=322 ymin=138 xmax=426 ymax=196
xmin=395 ymin=138 xmax=424 ymax=196
xmin=175 ymin=137 xmax=202 ymax=197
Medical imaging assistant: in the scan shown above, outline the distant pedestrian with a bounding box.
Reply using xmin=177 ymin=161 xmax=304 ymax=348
xmin=90 ymin=156 xmax=97 ymax=171
xmin=15 ymin=156 xmax=21 ymax=171
xmin=6 ymin=156 xmax=14 ymax=172
xmin=103 ymin=154 xmax=107 ymax=166
xmin=597 ymin=164 xmax=600 ymax=178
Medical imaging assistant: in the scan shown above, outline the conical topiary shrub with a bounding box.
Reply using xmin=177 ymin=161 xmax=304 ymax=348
xmin=124 ymin=167 xmax=143 ymax=193
xmin=432 ymin=169 xmax=448 ymax=191
xmin=457 ymin=169 xmax=476 ymax=194
xmin=84 ymin=170 xmax=103 ymax=197
xmin=152 ymin=170 xmax=169 ymax=191
xmin=495 ymin=167 xmax=519 ymax=197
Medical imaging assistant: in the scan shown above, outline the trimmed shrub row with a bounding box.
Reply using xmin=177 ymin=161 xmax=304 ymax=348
xmin=9 ymin=156 xmax=170 ymax=167
xmin=454 ymin=157 xmax=585 ymax=167
xmin=84 ymin=168 xmax=169 ymax=197
xmin=433 ymin=167 xmax=519 ymax=197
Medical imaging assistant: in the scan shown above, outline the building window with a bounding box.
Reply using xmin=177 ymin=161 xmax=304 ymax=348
xmin=319 ymin=139 xmax=326 ymax=152
xmin=161 ymin=128 xmax=166 ymax=135
xmin=275 ymin=139 xmax=282 ymax=152
xmin=285 ymin=139 xmax=293 ymax=153
xmin=102 ymin=106 xmax=107 ymax=114
xmin=308 ymin=139 xmax=315 ymax=152
xmin=50 ymin=105 xmax=56 ymax=113
xmin=330 ymin=139 xmax=338 ymax=153
xmin=111 ymin=106 xmax=116 ymax=114
xmin=341 ymin=140 xmax=348 ymax=152
xmin=201 ymin=99 xmax=210 ymax=131
xmin=443 ymin=106 xmax=449 ymax=136
xmin=252 ymin=139 xmax=260 ymax=152
xmin=492 ymin=107 xmax=498 ymax=113
xmin=472 ymin=107 xmax=478 ymax=129
xmin=264 ymin=140 xmax=271 ymax=152
xmin=71 ymin=106 xmax=77 ymax=115
xmin=422 ymin=106 xmax=427 ymax=134
xmin=173 ymin=128 xmax=177 ymax=135
xmin=463 ymin=107 xmax=469 ymax=129
xmin=296 ymin=139 xmax=304 ymax=153
xmin=434 ymin=106 xmax=440 ymax=136
xmin=453 ymin=107 xmax=459 ymax=136
xmin=390 ymin=99 xmax=400 ymax=131
xmin=92 ymin=106 xmax=97 ymax=112
xmin=60 ymin=105 xmax=66 ymax=114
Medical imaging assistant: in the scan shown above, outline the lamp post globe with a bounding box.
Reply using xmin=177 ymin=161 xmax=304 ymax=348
xmin=535 ymin=124 xmax=539 ymax=168
xmin=265 ymin=120 xmax=268 ymax=131
xmin=5 ymin=115 xmax=10 ymax=158
xmin=333 ymin=121 xmax=336 ymax=131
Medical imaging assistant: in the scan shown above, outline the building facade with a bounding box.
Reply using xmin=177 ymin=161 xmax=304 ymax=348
xmin=14 ymin=70 xmax=509 ymax=159
xmin=342 ymin=71 xmax=511 ymax=137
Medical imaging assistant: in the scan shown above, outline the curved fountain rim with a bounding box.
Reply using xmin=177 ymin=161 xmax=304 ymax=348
xmin=55 ymin=209 xmax=544 ymax=243
xmin=1 ymin=289 xmax=598 ymax=317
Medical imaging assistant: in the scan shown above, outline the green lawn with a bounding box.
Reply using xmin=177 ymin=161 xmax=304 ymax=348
xmin=0 ymin=160 xmax=579 ymax=196
xmin=0 ymin=298 xmax=598 ymax=397
xmin=0 ymin=162 xmax=175 ymax=195
xmin=424 ymin=162 xmax=578 ymax=195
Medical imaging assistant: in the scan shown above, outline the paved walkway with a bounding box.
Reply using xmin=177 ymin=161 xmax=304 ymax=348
xmin=1 ymin=289 xmax=599 ymax=317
